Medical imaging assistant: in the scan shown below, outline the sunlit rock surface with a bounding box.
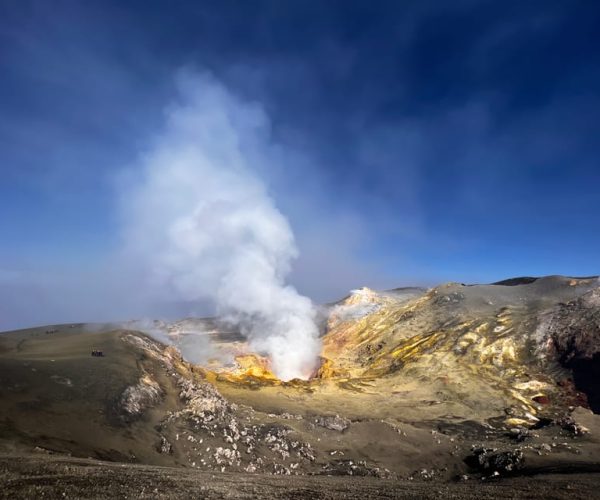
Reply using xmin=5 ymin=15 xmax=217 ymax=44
xmin=159 ymin=275 xmax=600 ymax=428
xmin=317 ymin=276 xmax=599 ymax=425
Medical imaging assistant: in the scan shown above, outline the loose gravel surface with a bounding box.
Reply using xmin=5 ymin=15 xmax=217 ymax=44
xmin=1 ymin=454 xmax=599 ymax=499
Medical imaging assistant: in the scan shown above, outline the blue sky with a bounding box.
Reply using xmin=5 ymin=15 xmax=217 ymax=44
xmin=1 ymin=1 xmax=599 ymax=329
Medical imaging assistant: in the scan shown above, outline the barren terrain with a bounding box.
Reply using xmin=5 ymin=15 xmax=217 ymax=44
xmin=1 ymin=275 xmax=600 ymax=498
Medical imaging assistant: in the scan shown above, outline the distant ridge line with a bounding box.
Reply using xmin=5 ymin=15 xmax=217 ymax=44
xmin=492 ymin=276 xmax=598 ymax=286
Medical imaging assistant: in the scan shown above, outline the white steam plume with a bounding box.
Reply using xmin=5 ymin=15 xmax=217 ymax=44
xmin=119 ymin=71 xmax=320 ymax=380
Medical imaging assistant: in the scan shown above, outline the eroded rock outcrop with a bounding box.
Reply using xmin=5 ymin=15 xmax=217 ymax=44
xmin=536 ymin=286 xmax=600 ymax=411
xmin=118 ymin=373 xmax=163 ymax=422
xmin=465 ymin=447 xmax=525 ymax=476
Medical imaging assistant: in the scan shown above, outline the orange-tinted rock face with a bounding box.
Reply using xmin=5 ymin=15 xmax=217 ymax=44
xmin=311 ymin=357 xmax=348 ymax=379
xmin=184 ymin=276 xmax=600 ymax=426
xmin=227 ymin=353 xmax=279 ymax=381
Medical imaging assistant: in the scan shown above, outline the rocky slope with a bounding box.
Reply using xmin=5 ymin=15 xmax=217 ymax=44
xmin=1 ymin=275 xmax=600 ymax=490
xmin=316 ymin=276 xmax=600 ymax=425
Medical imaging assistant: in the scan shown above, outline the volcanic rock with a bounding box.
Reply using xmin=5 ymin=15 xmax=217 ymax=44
xmin=465 ymin=447 xmax=525 ymax=476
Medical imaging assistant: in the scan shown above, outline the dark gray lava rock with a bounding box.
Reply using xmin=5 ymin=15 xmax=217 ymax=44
xmin=508 ymin=427 xmax=530 ymax=442
xmin=157 ymin=436 xmax=172 ymax=454
xmin=465 ymin=447 xmax=525 ymax=476
xmin=540 ymin=287 xmax=600 ymax=412
xmin=555 ymin=415 xmax=590 ymax=436
xmin=545 ymin=288 xmax=600 ymax=363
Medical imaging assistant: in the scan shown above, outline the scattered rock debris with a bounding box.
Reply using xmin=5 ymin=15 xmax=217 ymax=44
xmin=124 ymin=335 xmax=320 ymax=475
xmin=320 ymin=459 xmax=389 ymax=478
xmin=556 ymin=415 xmax=590 ymax=436
xmin=465 ymin=447 xmax=525 ymax=476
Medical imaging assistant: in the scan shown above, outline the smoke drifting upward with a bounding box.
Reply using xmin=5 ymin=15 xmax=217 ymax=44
xmin=120 ymin=71 xmax=320 ymax=380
